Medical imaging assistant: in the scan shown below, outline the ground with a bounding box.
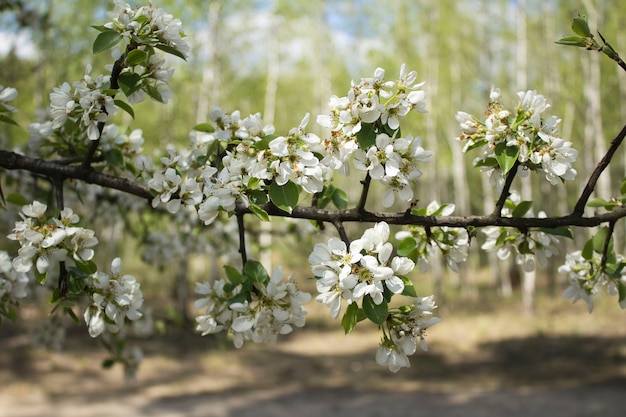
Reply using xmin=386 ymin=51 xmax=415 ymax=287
xmin=1 ymin=294 xmax=625 ymax=417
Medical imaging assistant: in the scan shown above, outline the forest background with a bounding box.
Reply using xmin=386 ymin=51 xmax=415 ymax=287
xmin=1 ymin=0 xmax=626 ymax=415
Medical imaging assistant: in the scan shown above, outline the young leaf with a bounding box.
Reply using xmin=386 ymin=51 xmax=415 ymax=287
xmin=592 ymin=226 xmax=608 ymax=254
xmin=362 ymin=295 xmax=388 ymax=325
xmin=243 ymin=260 xmax=269 ymax=284
xmin=512 ymin=200 xmax=533 ymax=218
xmin=331 ymin=188 xmax=349 ymax=210
xmin=155 ymin=43 xmax=187 ymax=61
xmin=114 ymin=99 xmax=135 ymax=118
xmin=571 ymin=15 xmax=592 ymax=38
xmin=193 ymin=122 xmax=215 ymax=133
xmin=581 ymin=238 xmax=593 ymax=260
xmin=6 ymin=193 xmax=29 ymax=206
xmin=269 ymin=180 xmax=299 ymax=214
xmin=0 ymin=114 xmax=18 ymax=126
xmin=249 ymin=203 xmax=269 ymax=222
xmin=620 ymin=178 xmax=626 ymax=196
xmin=555 ymin=36 xmax=587 ymax=47
xmin=342 ymin=302 xmax=359 ymax=334
xmin=93 ymin=30 xmax=122 ymax=54
xmin=397 ymin=237 xmax=417 ymax=257
xmin=400 ymin=276 xmax=417 ymax=297
xmin=117 ymin=72 xmax=142 ymax=97
xmin=125 ymin=49 xmax=148 ymax=66
xmin=494 ymin=142 xmax=519 ymax=174
xmin=539 ymin=226 xmax=573 ymax=239
xmin=105 ymin=149 xmax=125 ymax=168
xmin=224 ymin=265 xmax=243 ymax=285
xmin=356 ymin=122 xmax=377 ymax=149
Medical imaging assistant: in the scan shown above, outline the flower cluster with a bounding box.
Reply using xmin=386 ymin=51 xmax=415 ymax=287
xmin=456 ymin=87 xmax=578 ymax=187
xmin=395 ymin=201 xmax=469 ymax=272
xmin=376 ymin=296 xmax=441 ymax=372
xmin=309 ymin=222 xmax=414 ymax=318
xmin=8 ymin=201 xmax=98 ymax=278
xmin=147 ymin=111 xmax=326 ymax=223
xmin=194 ymin=264 xmax=311 ymax=347
xmin=354 ymin=133 xmax=432 ymax=207
xmin=316 ymin=65 xmax=427 ymax=175
xmin=0 ymin=250 xmax=31 ymax=319
xmin=480 ymin=193 xmax=561 ymax=272
xmin=0 ymin=84 xmax=18 ymax=124
xmin=107 ymin=0 xmax=190 ymax=60
xmin=559 ymin=251 xmax=626 ymax=313
xmin=49 ymin=66 xmax=118 ymax=140
xmin=84 ymin=258 xmax=144 ymax=338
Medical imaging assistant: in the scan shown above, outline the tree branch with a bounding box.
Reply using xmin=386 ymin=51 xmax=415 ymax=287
xmin=572 ymin=122 xmax=626 ymax=216
xmin=356 ymin=173 xmax=371 ymax=213
xmin=0 ymin=150 xmax=152 ymax=201
xmin=237 ymin=212 xmax=247 ymax=265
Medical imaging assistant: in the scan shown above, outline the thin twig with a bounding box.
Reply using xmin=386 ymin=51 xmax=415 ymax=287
xmin=332 ymin=219 xmax=350 ymax=247
xmin=356 ymin=173 xmax=371 ymax=213
xmin=492 ymin=160 xmax=520 ymax=217
xmin=600 ymin=220 xmax=616 ymax=267
xmin=237 ymin=212 xmax=247 ymax=265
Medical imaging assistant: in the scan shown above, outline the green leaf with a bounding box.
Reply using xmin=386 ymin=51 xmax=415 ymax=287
xmin=356 ymin=122 xmax=377 ymax=149
xmin=144 ymin=84 xmax=164 ymax=102
xmin=620 ymin=178 xmax=626 ymax=195
xmin=582 ymin=238 xmax=593 ymax=260
xmin=249 ymin=203 xmax=269 ymax=221
xmin=65 ymin=307 xmax=80 ymax=324
xmin=93 ymin=30 xmax=122 ymax=54
xmin=400 ymin=276 xmax=417 ymax=297
xmin=6 ymin=193 xmax=29 ymax=206
xmin=243 ymin=260 xmax=269 ymax=284
xmin=571 ymin=15 xmax=592 ymax=37
xmin=224 ymin=265 xmax=243 ymax=285
xmin=113 ymin=99 xmax=135 ymax=118
xmin=248 ymin=190 xmax=268 ymax=205
xmin=76 ymin=259 xmax=98 ymax=275
xmin=397 ymin=237 xmax=417 ymax=257
xmin=34 ymin=268 xmax=46 ymax=285
xmin=105 ymin=149 xmax=125 ymax=168
xmin=555 ymin=36 xmax=587 ymax=47
xmin=362 ymin=295 xmax=388 ymax=325
xmin=539 ymin=226 xmax=573 ymax=239
xmin=102 ymin=358 xmax=116 ymax=369
xmin=193 ymin=122 xmax=215 ymax=133
xmin=269 ymin=180 xmax=299 ymax=214
xmin=0 ymin=114 xmax=18 ymax=126
xmin=592 ymin=226 xmax=608 ymax=254
xmin=125 ymin=49 xmax=148 ymax=66
xmin=341 ymin=302 xmax=359 ymax=334
xmin=494 ymin=142 xmax=519 ymax=174
xmin=618 ymin=281 xmax=626 ymax=303
xmin=331 ymin=188 xmax=348 ymax=210
xmin=316 ymin=185 xmax=334 ymax=209
xmin=155 ymin=43 xmax=187 ymax=60
xmin=587 ymin=197 xmax=610 ymax=208
xmin=117 ymin=72 xmax=143 ymax=97
xmin=512 ymin=200 xmax=533 ymax=218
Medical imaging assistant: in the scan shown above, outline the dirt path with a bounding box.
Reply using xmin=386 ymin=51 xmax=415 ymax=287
xmin=2 ymin=299 xmax=626 ymax=417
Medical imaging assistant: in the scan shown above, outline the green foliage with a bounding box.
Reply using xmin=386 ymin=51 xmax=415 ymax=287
xmin=269 ymin=180 xmax=299 ymax=213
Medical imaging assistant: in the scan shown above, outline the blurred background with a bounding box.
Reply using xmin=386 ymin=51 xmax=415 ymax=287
xmin=1 ymin=0 xmax=626 ymax=416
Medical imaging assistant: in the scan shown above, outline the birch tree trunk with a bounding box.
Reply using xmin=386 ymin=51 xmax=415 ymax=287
xmin=259 ymin=1 xmax=282 ymax=271
xmin=516 ymin=0 xmax=536 ymax=315
xmin=195 ymin=1 xmax=222 ymax=123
